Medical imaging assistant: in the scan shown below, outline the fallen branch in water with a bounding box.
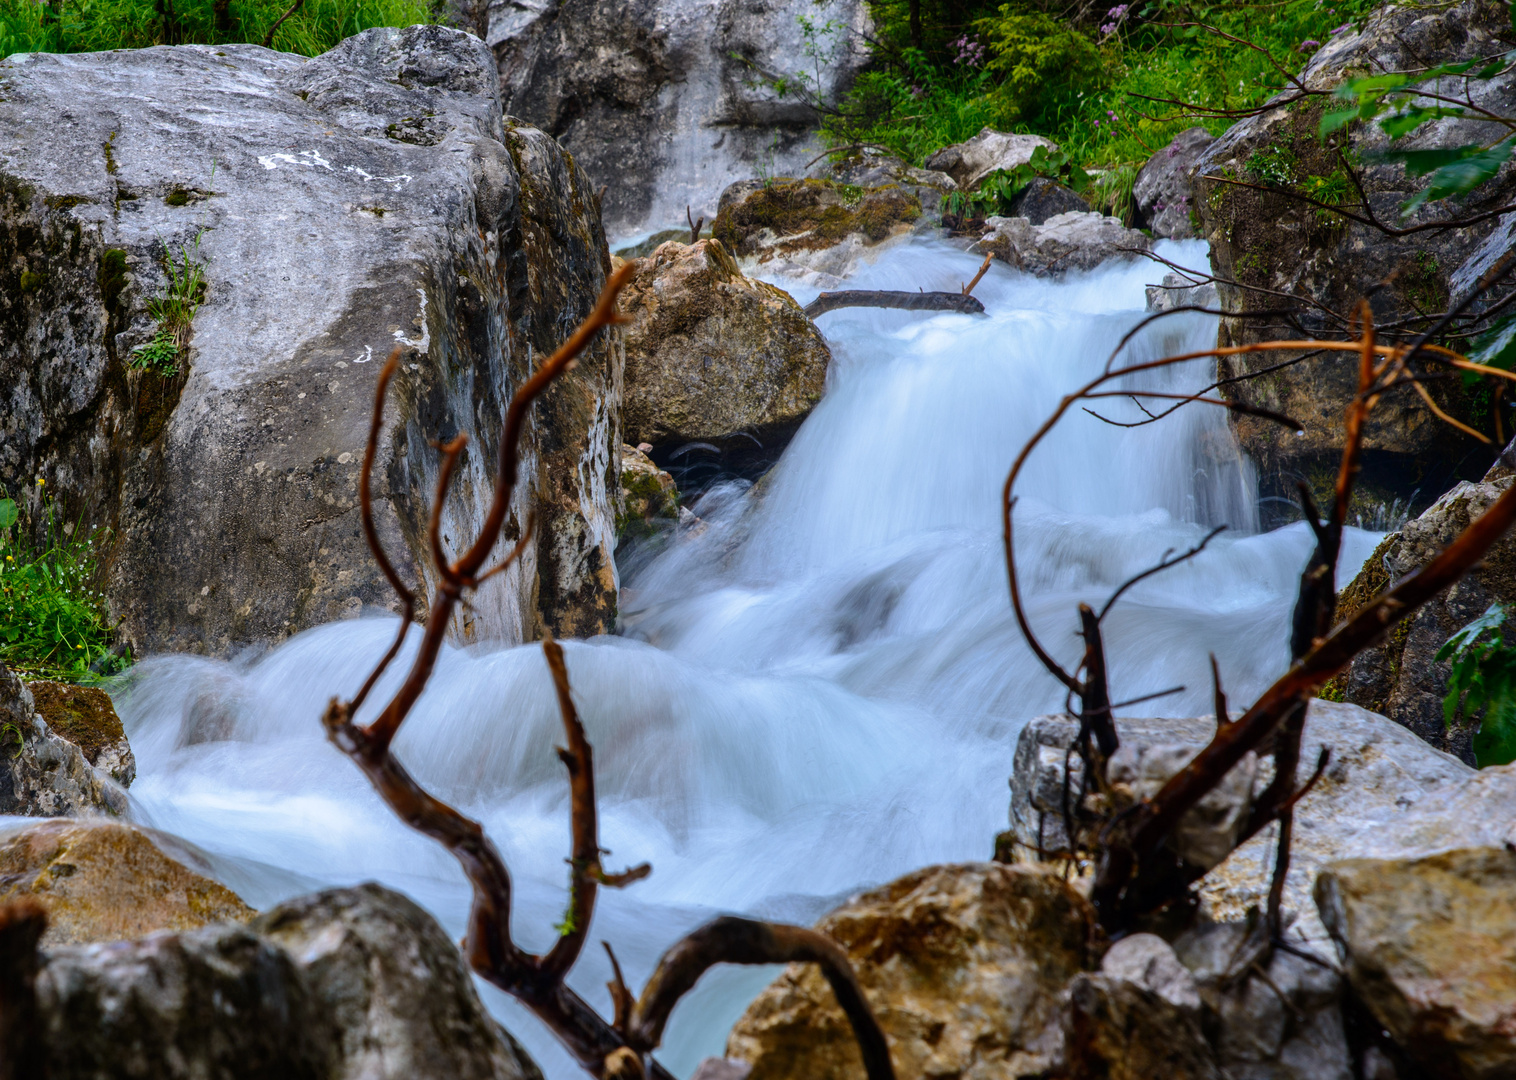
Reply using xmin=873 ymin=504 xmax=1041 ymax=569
xmin=804 ymin=290 xmax=986 ymax=319
xmin=962 ymin=254 xmax=994 ymax=297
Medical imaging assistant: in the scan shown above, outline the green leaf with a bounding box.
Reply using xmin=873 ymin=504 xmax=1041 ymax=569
xmin=1379 ymin=105 xmax=1467 ymax=140
xmin=1379 ymin=142 xmax=1491 ymax=178
xmin=1438 ymin=602 xmax=1508 ymax=662
xmin=0 ymin=500 xmax=15 ymax=530
xmin=1400 ymin=139 xmax=1516 ymax=213
xmin=1474 ymin=701 xmax=1516 ymax=767
xmin=1470 ymin=313 xmax=1516 ymax=374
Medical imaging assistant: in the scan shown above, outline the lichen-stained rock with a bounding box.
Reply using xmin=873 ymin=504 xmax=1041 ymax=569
xmin=0 ymin=665 xmax=124 ymax=817
xmin=924 ymin=128 xmax=1059 ymax=191
xmin=711 ymin=177 xmax=922 ymax=278
xmin=0 ymin=819 xmax=254 ymax=947
xmin=1316 ymin=847 xmax=1516 ymax=1080
xmin=726 ymin=863 xmax=1095 ymax=1080
xmin=806 ymin=147 xmax=957 ymax=220
xmin=620 ymin=239 xmax=831 ymax=458
xmin=977 ymin=211 xmax=1151 ymax=276
xmin=618 ymin=443 xmax=680 ymax=540
xmin=1062 ymin=973 xmax=1223 ymax=1080
xmin=25 ymin=680 xmax=134 ymax=786
xmin=1133 ymin=127 xmax=1214 ymax=240
xmin=254 ymin=883 xmax=543 ymax=1080
xmin=1191 ymin=0 xmax=1516 ymax=518
xmin=0 ymin=26 xmax=621 ymax=655
xmin=1330 ymin=451 xmax=1516 ymax=763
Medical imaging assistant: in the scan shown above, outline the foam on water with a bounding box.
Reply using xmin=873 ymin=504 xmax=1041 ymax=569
xmin=109 ymin=237 xmax=1379 ymax=1078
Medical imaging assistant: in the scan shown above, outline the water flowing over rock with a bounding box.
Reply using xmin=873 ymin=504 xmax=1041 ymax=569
xmin=1333 ymin=450 xmax=1516 ymax=763
xmin=726 ymin=863 xmax=1095 ymax=1080
xmin=1191 ymin=0 xmax=1516 ymax=518
xmin=0 ymin=26 xmax=621 ymax=655
xmin=924 ymin=129 xmax=1059 ymax=191
xmin=0 ymin=666 xmax=125 ymax=817
xmin=1146 ymin=272 xmax=1219 ymax=314
xmin=485 ymin=0 xmax=870 ymax=236
xmin=26 ymin=882 xmax=540 ymax=1080
xmin=977 ymin=211 xmax=1152 ymax=276
xmin=620 ymin=238 xmax=831 ymax=472
xmin=1133 ymin=127 xmax=1213 ymax=240
xmin=1317 ymin=847 xmax=1516 ymax=1079
xmin=0 ymin=819 xmax=254 ymax=946
xmin=1009 ymin=702 xmax=1475 ymax=946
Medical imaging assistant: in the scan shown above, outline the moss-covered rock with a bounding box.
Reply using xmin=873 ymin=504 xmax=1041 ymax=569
xmin=617 ymin=443 xmax=679 ymax=541
xmin=0 ymin=819 xmax=254 ymax=946
xmin=25 ymin=681 xmax=133 ymax=786
xmin=711 ymin=178 xmax=920 ymax=262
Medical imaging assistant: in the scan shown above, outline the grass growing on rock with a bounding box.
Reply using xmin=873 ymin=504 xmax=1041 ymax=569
xmin=130 ymin=241 xmax=206 ymax=377
xmin=0 ymin=487 xmax=119 ymax=682
xmin=0 ymin=0 xmax=433 ymax=58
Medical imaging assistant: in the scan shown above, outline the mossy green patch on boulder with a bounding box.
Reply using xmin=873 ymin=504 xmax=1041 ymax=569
xmin=26 ymin=680 xmax=121 ymax=764
xmin=711 ymin=178 xmax=920 ymax=259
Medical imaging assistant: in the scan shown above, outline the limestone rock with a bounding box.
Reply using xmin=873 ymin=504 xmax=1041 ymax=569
xmin=1146 ymin=272 xmax=1219 ymax=314
xmin=1133 ymin=127 xmax=1214 ymax=240
xmin=0 ymin=665 xmax=124 ymax=817
xmin=1191 ymin=0 xmax=1516 ymax=516
xmin=1109 ymin=741 xmax=1258 ymax=872
xmin=807 ymin=147 xmax=957 ymax=220
xmin=620 ymin=239 xmax=831 ymax=466
xmin=925 ymin=128 xmax=1059 ymax=191
xmin=1317 ymin=847 xmax=1516 ymax=1080
xmin=618 ymin=443 xmax=680 ymax=541
xmin=1331 ymin=450 xmax=1516 ymax=763
xmin=487 ymin=0 xmax=870 ymax=236
xmin=1099 ymin=933 xmax=1201 ymax=1012
xmin=1 ymin=27 xmax=621 ymax=654
xmin=25 ymin=680 xmax=134 ymax=786
xmin=1005 ymin=177 xmax=1091 ymax=226
xmin=0 ymin=819 xmax=254 ymax=947
xmin=977 ymin=211 xmax=1151 ymax=276
xmin=28 ymin=882 xmax=540 ymax=1079
xmin=1009 ymin=702 xmax=1474 ymax=946
xmin=254 ymin=884 xmax=542 ymax=1080
xmin=1062 ymin=973 xmax=1222 ymax=1080
xmin=726 ymin=862 xmax=1095 ymax=1080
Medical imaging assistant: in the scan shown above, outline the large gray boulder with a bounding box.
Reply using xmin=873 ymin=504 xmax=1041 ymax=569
xmin=924 ymin=128 xmax=1059 ymax=191
xmin=0 ymin=665 xmax=125 ymax=817
xmin=28 ymin=882 xmax=541 ymax=1079
xmin=1133 ymin=127 xmax=1213 ymax=240
xmin=0 ymin=27 xmax=623 ymax=654
xmin=485 ymin=0 xmax=870 ymax=236
xmin=1191 ymin=0 xmax=1516 ymax=518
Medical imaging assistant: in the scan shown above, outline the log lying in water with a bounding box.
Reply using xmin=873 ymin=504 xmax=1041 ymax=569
xmin=802 ymin=290 xmax=986 ymax=319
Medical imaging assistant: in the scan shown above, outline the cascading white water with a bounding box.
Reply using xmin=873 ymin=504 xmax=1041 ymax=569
xmin=109 ymin=237 xmax=1380 ymax=1079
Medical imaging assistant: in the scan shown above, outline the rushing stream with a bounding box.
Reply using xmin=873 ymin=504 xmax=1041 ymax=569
xmin=111 ymin=237 xmax=1380 ymax=1078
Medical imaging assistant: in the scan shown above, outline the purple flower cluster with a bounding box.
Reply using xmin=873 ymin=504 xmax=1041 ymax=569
xmin=1298 ymin=38 xmax=1321 ymax=52
xmin=1330 ymin=21 xmax=1353 ymax=35
xmin=1100 ymin=4 xmax=1129 ymax=36
xmin=952 ymin=35 xmax=986 ymax=67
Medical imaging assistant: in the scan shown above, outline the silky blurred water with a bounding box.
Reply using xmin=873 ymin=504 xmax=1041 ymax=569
xmin=108 ymin=238 xmax=1379 ymax=1079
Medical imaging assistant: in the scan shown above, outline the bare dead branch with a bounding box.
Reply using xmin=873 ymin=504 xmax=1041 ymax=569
xmin=260 ymin=0 xmax=303 ymax=47
xmin=804 ymin=290 xmax=986 ymax=319
xmin=1098 ymin=527 xmax=1227 ymax=622
xmin=962 ymin=254 xmax=993 ymax=297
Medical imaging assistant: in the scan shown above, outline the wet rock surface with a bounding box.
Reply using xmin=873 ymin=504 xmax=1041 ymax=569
xmin=0 ymin=819 xmax=254 ymax=947
xmin=726 ymin=862 xmax=1095 ymax=1080
xmin=0 ymin=665 xmax=125 ymax=817
xmin=618 ymin=443 xmax=680 ymax=542
xmin=924 ymin=128 xmax=1059 ymax=191
xmin=978 ymin=210 xmax=1152 ymax=276
xmin=1317 ymin=847 xmax=1516 ymax=1080
xmin=1 ymin=27 xmax=621 ymax=655
xmin=620 ymin=239 xmax=831 ymax=475
xmin=27 ymin=882 xmax=540 ymax=1080
xmin=1191 ymin=0 xmax=1516 ymax=516
xmin=25 ymin=680 xmax=134 ymax=786
xmin=1133 ymin=127 xmax=1214 ymax=240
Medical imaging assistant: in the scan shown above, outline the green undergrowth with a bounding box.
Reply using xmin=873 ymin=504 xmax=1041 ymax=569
xmin=0 ymin=486 xmax=122 ymax=682
xmin=813 ymin=0 xmax=1382 ymax=200
xmin=0 ymin=0 xmax=433 ymax=59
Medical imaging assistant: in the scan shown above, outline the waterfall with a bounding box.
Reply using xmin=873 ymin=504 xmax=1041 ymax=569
xmin=109 ymin=237 xmax=1381 ymax=1078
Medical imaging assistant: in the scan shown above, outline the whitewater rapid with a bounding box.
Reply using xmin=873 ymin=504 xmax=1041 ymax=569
xmin=108 ymin=237 xmax=1379 ymax=1078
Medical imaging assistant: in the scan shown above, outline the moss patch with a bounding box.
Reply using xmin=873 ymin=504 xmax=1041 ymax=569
xmin=711 ymin=179 xmax=921 ymax=257
xmin=25 ymin=680 xmax=123 ymax=766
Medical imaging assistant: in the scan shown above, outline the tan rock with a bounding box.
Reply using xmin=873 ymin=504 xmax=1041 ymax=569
xmin=0 ymin=819 xmax=254 ymax=946
xmin=620 ymin=239 xmax=831 ymax=450
xmin=726 ymin=863 xmax=1095 ymax=1080
xmin=1316 ymin=847 xmax=1516 ymax=1079
xmin=711 ymin=178 xmax=921 ymax=277
xmin=26 ymin=680 xmax=134 ymax=786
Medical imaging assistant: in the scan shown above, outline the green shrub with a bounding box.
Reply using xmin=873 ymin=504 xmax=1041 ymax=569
xmin=0 ymin=485 xmax=121 ymax=682
xmin=1438 ymin=602 xmax=1516 ymax=768
xmin=0 ymin=0 xmax=434 ymax=59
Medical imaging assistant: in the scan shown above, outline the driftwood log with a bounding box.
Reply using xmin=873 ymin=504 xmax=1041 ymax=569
xmin=803 ymin=290 xmax=986 ymax=319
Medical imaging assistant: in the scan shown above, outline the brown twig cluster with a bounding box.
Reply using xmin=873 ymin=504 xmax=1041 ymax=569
xmin=323 ymin=263 xmax=896 ymax=1080
xmin=1004 ymin=290 xmax=1516 ymax=938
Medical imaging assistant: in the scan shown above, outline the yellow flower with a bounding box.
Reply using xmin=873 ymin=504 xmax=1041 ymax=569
xmin=35 ymin=478 xmax=43 ymax=485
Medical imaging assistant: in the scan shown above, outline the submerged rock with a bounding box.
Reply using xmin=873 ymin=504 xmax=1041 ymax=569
xmin=726 ymin=863 xmax=1094 ymax=1080
xmin=1 ymin=26 xmax=621 ymax=654
xmin=978 ymin=211 xmax=1152 ymax=276
xmin=25 ymin=681 xmax=134 ymax=786
xmin=620 ymin=239 xmax=831 ymax=472
xmin=1191 ymin=0 xmax=1516 ymax=514
xmin=0 ymin=819 xmax=254 ymax=947
xmin=924 ymin=128 xmax=1059 ymax=191
xmin=26 ymin=882 xmax=540 ymax=1080
xmin=0 ymin=665 xmax=124 ymax=817
xmin=1317 ymin=847 xmax=1516 ymax=1080
xmin=1133 ymin=127 xmax=1214 ymax=240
